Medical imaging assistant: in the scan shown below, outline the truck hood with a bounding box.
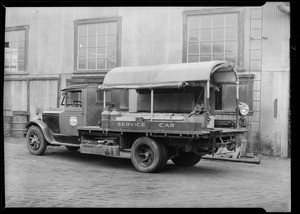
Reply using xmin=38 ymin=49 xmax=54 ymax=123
xmin=42 ymin=108 xmax=63 ymax=134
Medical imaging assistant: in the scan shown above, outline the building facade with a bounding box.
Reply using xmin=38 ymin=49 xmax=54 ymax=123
xmin=3 ymin=3 xmax=290 ymax=157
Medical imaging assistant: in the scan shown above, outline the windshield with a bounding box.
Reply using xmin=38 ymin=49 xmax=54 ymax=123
xmin=61 ymin=90 xmax=82 ymax=108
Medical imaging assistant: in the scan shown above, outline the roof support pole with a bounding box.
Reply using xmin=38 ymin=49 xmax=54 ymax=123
xmin=236 ymin=81 xmax=239 ymax=128
xmin=203 ymin=81 xmax=210 ymax=128
xmin=207 ymin=80 xmax=210 ymax=99
xmin=103 ymin=90 xmax=106 ymax=109
xmin=150 ymin=89 xmax=154 ymax=121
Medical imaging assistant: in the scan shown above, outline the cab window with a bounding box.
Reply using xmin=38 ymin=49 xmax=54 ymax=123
xmin=61 ymin=90 xmax=82 ymax=108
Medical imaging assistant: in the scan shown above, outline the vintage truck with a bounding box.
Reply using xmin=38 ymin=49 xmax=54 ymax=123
xmin=25 ymin=61 xmax=248 ymax=173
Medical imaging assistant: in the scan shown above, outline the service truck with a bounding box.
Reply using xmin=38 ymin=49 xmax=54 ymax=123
xmin=25 ymin=61 xmax=248 ymax=173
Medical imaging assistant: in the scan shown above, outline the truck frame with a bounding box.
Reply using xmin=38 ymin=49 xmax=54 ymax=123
xmin=25 ymin=61 xmax=248 ymax=173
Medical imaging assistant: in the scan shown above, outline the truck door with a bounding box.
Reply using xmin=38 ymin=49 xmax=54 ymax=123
xmin=60 ymin=89 xmax=85 ymax=136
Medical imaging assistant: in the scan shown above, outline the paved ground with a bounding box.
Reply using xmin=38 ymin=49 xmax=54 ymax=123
xmin=3 ymin=137 xmax=291 ymax=211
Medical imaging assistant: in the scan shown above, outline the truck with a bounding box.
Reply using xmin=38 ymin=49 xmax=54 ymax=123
xmin=25 ymin=61 xmax=249 ymax=173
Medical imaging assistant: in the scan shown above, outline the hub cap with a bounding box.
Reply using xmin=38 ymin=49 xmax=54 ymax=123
xmin=29 ymin=132 xmax=41 ymax=150
xmin=136 ymin=145 xmax=154 ymax=167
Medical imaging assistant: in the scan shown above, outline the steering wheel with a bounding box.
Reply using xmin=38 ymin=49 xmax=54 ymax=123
xmin=73 ymin=100 xmax=82 ymax=107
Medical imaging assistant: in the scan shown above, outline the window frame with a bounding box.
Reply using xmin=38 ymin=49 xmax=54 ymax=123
xmin=61 ymin=90 xmax=83 ymax=109
xmin=96 ymin=89 xmax=111 ymax=103
xmin=213 ymin=74 xmax=254 ymax=115
xmin=182 ymin=8 xmax=245 ymax=70
xmin=5 ymin=25 xmax=29 ymax=75
xmin=73 ymin=16 xmax=122 ymax=74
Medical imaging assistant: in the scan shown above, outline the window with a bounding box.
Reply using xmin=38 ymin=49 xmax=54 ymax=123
xmin=183 ymin=9 xmax=244 ymax=68
xmin=61 ymin=91 xmax=82 ymax=108
xmin=136 ymin=88 xmax=197 ymax=113
xmin=96 ymin=89 xmax=111 ymax=103
xmin=74 ymin=17 xmax=122 ymax=72
xmin=5 ymin=26 xmax=29 ymax=73
xmin=212 ymin=76 xmax=254 ymax=112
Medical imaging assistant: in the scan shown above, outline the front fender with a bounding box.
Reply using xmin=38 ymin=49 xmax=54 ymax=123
xmin=25 ymin=120 xmax=56 ymax=145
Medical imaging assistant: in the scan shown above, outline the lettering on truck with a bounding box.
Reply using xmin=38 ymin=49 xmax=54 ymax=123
xmin=117 ymin=122 xmax=146 ymax=127
xmin=159 ymin=123 xmax=175 ymax=128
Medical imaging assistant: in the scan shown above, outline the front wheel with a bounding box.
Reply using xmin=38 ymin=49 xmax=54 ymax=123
xmin=171 ymin=152 xmax=202 ymax=167
xmin=131 ymin=137 xmax=165 ymax=173
xmin=26 ymin=126 xmax=48 ymax=155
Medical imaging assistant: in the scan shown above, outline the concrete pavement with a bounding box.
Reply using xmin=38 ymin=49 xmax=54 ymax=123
xmin=3 ymin=137 xmax=291 ymax=211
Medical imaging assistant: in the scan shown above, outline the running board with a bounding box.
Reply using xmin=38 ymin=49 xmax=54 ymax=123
xmin=49 ymin=141 xmax=80 ymax=147
xmin=46 ymin=133 xmax=80 ymax=147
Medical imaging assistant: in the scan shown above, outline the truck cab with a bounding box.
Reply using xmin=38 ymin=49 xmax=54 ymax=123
xmin=25 ymin=61 xmax=248 ymax=173
xmin=26 ymin=84 xmax=103 ymax=149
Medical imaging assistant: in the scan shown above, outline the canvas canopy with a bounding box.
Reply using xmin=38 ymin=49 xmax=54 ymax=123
xmin=99 ymin=61 xmax=238 ymax=90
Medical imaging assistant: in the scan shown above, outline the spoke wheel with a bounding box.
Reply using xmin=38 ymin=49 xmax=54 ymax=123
xmin=131 ymin=137 xmax=164 ymax=173
xmin=29 ymin=133 xmax=41 ymax=150
xmin=136 ymin=145 xmax=155 ymax=167
xmin=26 ymin=126 xmax=47 ymax=155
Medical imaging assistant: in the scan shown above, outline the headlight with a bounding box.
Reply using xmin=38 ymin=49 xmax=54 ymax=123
xmin=238 ymin=102 xmax=249 ymax=116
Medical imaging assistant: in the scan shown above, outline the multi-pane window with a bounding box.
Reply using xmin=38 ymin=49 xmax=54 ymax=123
xmin=76 ymin=21 xmax=118 ymax=71
xmin=5 ymin=29 xmax=26 ymax=73
xmin=186 ymin=13 xmax=238 ymax=64
xmin=184 ymin=9 xmax=247 ymax=113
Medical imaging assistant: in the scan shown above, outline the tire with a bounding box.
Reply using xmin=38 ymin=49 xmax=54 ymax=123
xmin=171 ymin=152 xmax=202 ymax=167
xmin=65 ymin=146 xmax=80 ymax=152
xmin=131 ymin=137 xmax=165 ymax=173
xmin=26 ymin=126 xmax=48 ymax=155
xmin=158 ymin=142 xmax=169 ymax=171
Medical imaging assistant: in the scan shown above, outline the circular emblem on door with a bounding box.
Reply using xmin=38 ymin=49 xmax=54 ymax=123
xmin=70 ymin=116 xmax=77 ymax=126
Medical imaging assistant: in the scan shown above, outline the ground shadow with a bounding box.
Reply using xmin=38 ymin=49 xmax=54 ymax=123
xmin=43 ymin=146 xmax=231 ymax=176
xmin=161 ymin=161 xmax=231 ymax=176
xmin=44 ymin=146 xmax=135 ymax=171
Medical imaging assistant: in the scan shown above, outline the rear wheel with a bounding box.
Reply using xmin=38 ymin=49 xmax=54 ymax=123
xmin=26 ymin=126 xmax=48 ymax=155
xmin=65 ymin=146 xmax=80 ymax=152
xmin=131 ymin=137 xmax=165 ymax=173
xmin=171 ymin=152 xmax=202 ymax=167
xmin=158 ymin=142 xmax=169 ymax=171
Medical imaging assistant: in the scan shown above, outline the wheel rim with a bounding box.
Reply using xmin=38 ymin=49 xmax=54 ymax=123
xmin=28 ymin=132 xmax=41 ymax=151
xmin=135 ymin=145 xmax=154 ymax=167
